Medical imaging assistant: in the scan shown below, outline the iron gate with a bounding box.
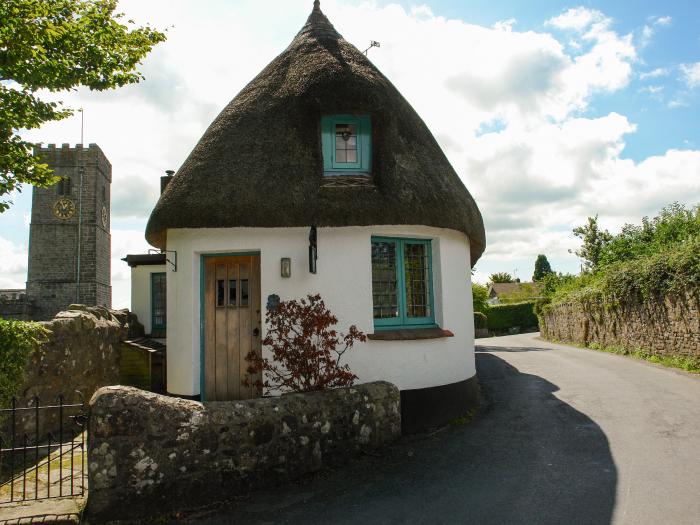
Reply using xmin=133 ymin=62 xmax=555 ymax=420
xmin=0 ymin=392 xmax=87 ymax=502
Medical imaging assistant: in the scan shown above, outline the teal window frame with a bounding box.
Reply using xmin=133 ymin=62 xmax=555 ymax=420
xmin=321 ymin=114 xmax=371 ymax=175
xmin=151 ymin=272 xmax=167 ymax=332
xmin=371 ymin=237 xmax=436 ymax=330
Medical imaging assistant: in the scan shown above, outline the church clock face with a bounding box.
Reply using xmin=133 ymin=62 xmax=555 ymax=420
xmin=53 ymin=198 xmax=76 ymax=220
xmin=101 ymin=205 xmax=108 ymax=228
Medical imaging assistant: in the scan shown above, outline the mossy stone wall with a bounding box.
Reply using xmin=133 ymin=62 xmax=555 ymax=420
xmin=540 ymin=291 xmax=700 ymax=360
xmin=86 ymin=382 xmax=401 ymax=522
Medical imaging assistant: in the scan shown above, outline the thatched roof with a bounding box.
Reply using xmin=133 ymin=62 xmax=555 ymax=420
xmin=146 ymin=1 xmax=486 ymax=265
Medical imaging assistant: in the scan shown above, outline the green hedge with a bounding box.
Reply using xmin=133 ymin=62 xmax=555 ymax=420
xmin=544 ymin=237 xmax=700 ymax=311
xmin=487 ymin=302 xmax=538 ymax=332
xmin=0 ymin=318 xmax=48 ymax=407
xmin=474 ymin=311 xmax=487 ymax=329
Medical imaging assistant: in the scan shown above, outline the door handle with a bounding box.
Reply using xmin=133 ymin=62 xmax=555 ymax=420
xmin=253 ymin=328 xmax=260 ymax=337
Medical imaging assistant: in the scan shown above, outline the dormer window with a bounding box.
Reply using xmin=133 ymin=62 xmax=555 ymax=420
xmin=322 ymin=115 xmax=371 ymax=175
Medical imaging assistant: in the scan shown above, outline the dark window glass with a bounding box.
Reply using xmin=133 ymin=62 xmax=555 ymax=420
xmin=240 ymin=279 xmax=249 ymax=306
xmin=151 ymin=273 xmax=167 ymax=330
xmin=216 ymin=279 xmax=225 ymax=307
xmin=57 ymin=177 xmax=71 ymax=195
xmin=371 ymin=241 xmax=399 ymax=320
xmin=404 ymin=243 xmax=430 ymax=318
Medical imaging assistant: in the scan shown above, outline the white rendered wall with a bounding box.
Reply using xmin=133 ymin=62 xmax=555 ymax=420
xmin=165 ymin=226 xmax=475 ymax=396
xmin=130 ymin=264 xmax=166 ymax=335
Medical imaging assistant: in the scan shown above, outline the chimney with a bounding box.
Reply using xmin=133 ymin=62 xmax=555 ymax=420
xmin=161 ymin=170 xmax=174 ymax=194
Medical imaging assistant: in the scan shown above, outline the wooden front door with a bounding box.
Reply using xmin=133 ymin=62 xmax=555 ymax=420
xmin=203 ymin=255 xmax=262 ymax=401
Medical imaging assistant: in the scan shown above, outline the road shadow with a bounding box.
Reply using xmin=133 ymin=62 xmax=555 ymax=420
xmin=172 ymin=353 xmax=617 ymax=525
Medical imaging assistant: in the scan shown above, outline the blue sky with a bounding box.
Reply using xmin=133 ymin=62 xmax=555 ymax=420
xmin=2 ymin=0 xmax=700 ymax=305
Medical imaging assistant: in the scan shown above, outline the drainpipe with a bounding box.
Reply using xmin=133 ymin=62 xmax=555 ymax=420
xmin=76 ymin=163 xmax=84 ymax=303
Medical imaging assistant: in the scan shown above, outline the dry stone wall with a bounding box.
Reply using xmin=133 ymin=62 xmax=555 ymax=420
xmin=1 ymin=305 xmax=142 ymax=440
xmin=86 ymin=382 xmax=401 ymax=522
xmin=540 ymin=291 xmax=700 ymax=360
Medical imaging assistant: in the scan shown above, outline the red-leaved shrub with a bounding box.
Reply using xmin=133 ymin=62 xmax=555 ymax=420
xmin=245 ymin=294 xmax=365 ymax=394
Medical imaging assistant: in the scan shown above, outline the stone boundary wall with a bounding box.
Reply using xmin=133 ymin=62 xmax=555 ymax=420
xmin=1 ymin=305 xmax=142 ymax=440
xmin=86 ymin=382 xmax=401 ymax=522
xmin=540 ymin=291 xmax=700 ymax=360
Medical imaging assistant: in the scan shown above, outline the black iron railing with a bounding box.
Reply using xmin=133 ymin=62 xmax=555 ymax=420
xmin=0 ymin=393 xmax=87 ymax=502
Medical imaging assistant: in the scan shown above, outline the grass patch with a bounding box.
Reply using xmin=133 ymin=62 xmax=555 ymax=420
xmin=566 ymin=340 xmax=700 ymax=373
xmin=449 ymin=408 xmax=478 ymax=426
xmin=0 ymin=434 xmax=86 ymax=501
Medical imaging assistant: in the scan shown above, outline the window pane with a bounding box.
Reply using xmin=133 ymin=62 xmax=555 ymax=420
xmin=228 ymin=279 xmax=237 ymax=306
xmin=152 ymin=273 xmax=166 ymax=328
xmin=216 ymin=279 xmax=225 ymax=307
xmin=404 ymin=243 xmax=430 ymax=318
xmin=240 ymin=279 xmax=249 ymax=306
xmin=335 ymin=122 xmax=359 ymax=165
xmin=371 ymin=241 xmax=399 ymax=319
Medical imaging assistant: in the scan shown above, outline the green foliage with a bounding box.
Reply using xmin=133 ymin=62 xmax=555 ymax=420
xmin=471 ymin=283 xmax=489 ymax=313
xmin=486 ymin=302 xmax=538 ymax=332
xmin=489 ymin=272 xmax=515 ymax=283
xmin=532 ymin=254 xmax=553 ymax=281
xmin=0 ymin=0 xmax=167 ymax=211
xmin=473 ymin=311 xmax=488 ymax=329
xmin=598 ymin=203 xmax=700 ymax=267
xmin=546 ymin=203 xmax=700 ymax=310
xmin=571 ymin=215 xmax=613 ymax=272
xmin=0 ymin=318 xmax=48 ymax=407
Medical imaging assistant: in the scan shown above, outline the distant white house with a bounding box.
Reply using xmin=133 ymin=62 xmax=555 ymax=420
xmin=487 ymin=282 xmax=542 ymax=305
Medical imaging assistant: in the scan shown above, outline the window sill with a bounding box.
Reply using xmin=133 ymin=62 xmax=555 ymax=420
xmin=367 ymin=328 xmax=454 ymax=341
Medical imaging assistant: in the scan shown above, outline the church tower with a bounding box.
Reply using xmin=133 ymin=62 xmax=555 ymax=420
xmin=26 ymin=143 xmax=112 ymax=320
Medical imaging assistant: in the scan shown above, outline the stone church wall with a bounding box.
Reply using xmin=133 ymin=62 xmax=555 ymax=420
xmin=0 ymin=294 xmax=34 ymax=321
xmin=86 ymin=382 xmax=401 ymax=522
xmin=1 ymin=305 xmax=142 ymax=441
xmin=540 ymin=290 xmax=700 ymax=360
xmin=26 ymin=144 xmax=112 ymax=321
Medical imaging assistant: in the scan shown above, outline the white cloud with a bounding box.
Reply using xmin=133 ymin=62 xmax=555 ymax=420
xmin=639 ymin=15 xmax=672 ymax=47
xmin=546 ymin=7 xmax=609 ymax=33
xmin=493 ymin=18 xmax=517 ymax=32
xmin=668 ymin=98 xmax=690 ymax=109
xmin=111 ymin=229 xmax=153 ymax=309
xmin=639 ymin=67 xmax=669 ymax=80
xmin=0 ymin=236 xmax=28 ymax=289
xmin=638 ymin=85 xmax=663 ymax=95
xmin=652 ymin=15 xmax=672 ymax=27
xmin=680 ymin=62 xmax=700 ymax=88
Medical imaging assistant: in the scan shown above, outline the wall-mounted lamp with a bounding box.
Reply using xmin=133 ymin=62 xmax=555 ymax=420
xmin=281 ymin=257 xmax=291 ymax=278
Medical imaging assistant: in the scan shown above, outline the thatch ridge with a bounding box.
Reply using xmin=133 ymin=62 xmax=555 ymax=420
xmin=146 ymin=1 xmax=486 ymax=265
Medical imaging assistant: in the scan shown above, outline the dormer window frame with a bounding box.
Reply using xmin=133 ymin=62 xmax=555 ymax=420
xmin=321 ymin=114 xmax=371 ymax=175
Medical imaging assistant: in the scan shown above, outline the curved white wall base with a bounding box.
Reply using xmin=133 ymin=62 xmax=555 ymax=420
xmin=164 ymin=225 xmax=475 ymax=395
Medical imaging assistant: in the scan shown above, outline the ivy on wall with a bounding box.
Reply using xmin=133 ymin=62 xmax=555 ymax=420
xmin=0 ymin=318 xmax=48 ymax=407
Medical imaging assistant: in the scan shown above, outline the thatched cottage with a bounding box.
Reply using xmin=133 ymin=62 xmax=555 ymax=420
xmin=144 ymin=1 xmax=485 ymax=432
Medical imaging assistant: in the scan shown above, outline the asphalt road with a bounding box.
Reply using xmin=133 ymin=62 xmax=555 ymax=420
xmin=175 ymin=333 xmax=700 ymax=525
